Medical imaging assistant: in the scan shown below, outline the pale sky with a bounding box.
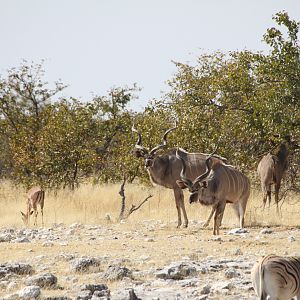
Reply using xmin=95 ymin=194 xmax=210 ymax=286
xmin=1 ymin=0 xmax=300 ymax=111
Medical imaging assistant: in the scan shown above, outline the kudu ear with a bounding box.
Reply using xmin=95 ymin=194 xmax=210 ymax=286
xmin=176 ymin=180 xmax=188 ymax=189
xmin=131 ymin=148 xmax=145 ymax=158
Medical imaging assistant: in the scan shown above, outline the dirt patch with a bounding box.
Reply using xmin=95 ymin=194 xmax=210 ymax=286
xmin=0 ymin=221 xmax=299 ymax=299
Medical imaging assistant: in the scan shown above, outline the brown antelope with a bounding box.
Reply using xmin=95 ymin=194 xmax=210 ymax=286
xmin=257 ymin=136 xmax=298 ymax=213
xmin=251 ymin=254 xmax=300 ymax=299
xmin=176 ymin=150 xmax=250 ymax=235
xmin=132 ymin=124 xmax=227 ymax=228
xmin=20 ymin=186 xmax=45 ymax=226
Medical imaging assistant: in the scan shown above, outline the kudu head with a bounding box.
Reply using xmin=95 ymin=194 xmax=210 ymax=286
xmin=272 ymin=134 xmax=299 ymax=149
xmin=132 ymin=124 xmax=177 ymax=168
xmin=176 ymin=149 xmax=215 ymax=204
xmin=284 ymin=135 xmax=299 ymax=150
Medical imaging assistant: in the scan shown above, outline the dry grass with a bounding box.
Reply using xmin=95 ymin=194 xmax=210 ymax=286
xmin=0 ymin=181 xmax=299 ymax=298
xmin=0 ymin=181 xmax=299 ymax=228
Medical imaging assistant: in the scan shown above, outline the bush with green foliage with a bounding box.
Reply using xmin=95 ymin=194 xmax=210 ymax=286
xmin=0 ymin=12 xmax=298 ymax=196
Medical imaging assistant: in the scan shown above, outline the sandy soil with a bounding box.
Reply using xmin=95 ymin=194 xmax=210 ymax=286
xmin=0 ymin=220 xmax=299 ymax=299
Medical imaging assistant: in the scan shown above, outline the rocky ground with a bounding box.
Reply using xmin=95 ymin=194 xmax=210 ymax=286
xmin=0 ymin=220 xmax=299 ymax=300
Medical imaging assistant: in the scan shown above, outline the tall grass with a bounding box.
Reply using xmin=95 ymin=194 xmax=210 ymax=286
xmin=0 ymin=181 xmax=299 ymax=228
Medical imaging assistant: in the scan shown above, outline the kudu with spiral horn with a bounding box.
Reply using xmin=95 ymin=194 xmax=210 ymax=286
xmin=176 ymin=149 xmax=250 ymax=235
xmin=132 ymin=124 xmax=227 ymax=228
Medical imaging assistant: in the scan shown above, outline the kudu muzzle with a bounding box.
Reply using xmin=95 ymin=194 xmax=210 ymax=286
xmin=144 ymin=155 xmax=155 ymax=168
xmin=189 ymin=191 xmax=199 ymax=204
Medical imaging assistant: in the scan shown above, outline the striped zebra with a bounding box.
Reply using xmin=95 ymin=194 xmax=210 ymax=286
xmin=20 ymin=186 xmax=45 ymax=226
xmin=251 ymin=254 xmax=300 ymax=299
xmin=176 ymin=149 xmax=250 ymax=235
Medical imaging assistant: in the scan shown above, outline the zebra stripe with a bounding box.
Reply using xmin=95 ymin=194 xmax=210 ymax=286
xmin=252 ymin=255 xmax=300 ymax=299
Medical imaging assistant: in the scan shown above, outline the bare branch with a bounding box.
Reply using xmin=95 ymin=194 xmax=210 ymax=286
xmin=118 ymin=176 xmax=153 ymax=221
xmin=126 ymin=195 xmax=153 ymax=218
xmin=118 ymin=176 xmax=126 ymax=221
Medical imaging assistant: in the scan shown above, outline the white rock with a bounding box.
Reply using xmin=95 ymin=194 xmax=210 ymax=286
xmin=69 ymin=222 xmax=83 ymax=229
xmin=2 ymin=293 xmax=19 ymax=300
xmin=66 ymin=229 xmax=75 ymax=235
xmin=224 ymin=268 xmax=240 ymax=279
xmin=144 ymin=237 xmax=154 ymax=242
xmin=6 ymin=281 xmax=18 ymax=292
xmin=42 ymin=241 xmax=54 ymax=247
xmin=13 ymin=237 xmax=30 ymax=243
xmin=227 ymin=228 xmax=249 ymax=235
xmin=0 ymin=233 xmax=13 ymax=242
xmin=59 ymin=241 xmax=69 ymax=246
xmin=211 ymin=281 xmax=233 ymax=291
xmin=139 ymin=255 xmax=150 ymax=262
xmin=200 ymin=284 xmax=211 ymax=295
xmin=260 ymin=228 xmax=273 ymax=234
xmin=234 ymin=248 xmax=243 ymax=255
xmin=181 ymin=256 xmax=191 ymax=261
xmin=211 ymin=236 xmax=222 ymax=241
xmin=288 ymin=236 xmax=295 ymax=242
xmin=18 ymin=285 xmax=41 ymax=300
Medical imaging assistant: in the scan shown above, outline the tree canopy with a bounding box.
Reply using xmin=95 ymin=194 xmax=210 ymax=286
xmin=0 ymin=11 xmax=299 ymax=194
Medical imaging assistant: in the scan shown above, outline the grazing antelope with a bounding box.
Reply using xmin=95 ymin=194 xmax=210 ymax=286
xmin=257 ymin=136 xmax=298 ymax=213
xmin=176 ymin=150 xmax=250 ymax=235
xmin=132 ymin=125 xmax=227 ymax=228
xmin=251 ymin=254 xmax=300 ymax=300
xmin=20 ymin=186 xmax=45 ymax=226
xmin=257 ymin=143 xmax=289 ymax=214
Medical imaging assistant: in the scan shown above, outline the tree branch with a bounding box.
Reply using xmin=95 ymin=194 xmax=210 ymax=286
xmin=118 ymin=176 xmax=126 ymax=221
xmin=126 ymin=195 xmax=153 ymax=218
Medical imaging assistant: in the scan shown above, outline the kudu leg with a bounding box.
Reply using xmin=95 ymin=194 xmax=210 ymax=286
xmin=173 ymin=188 xmax=188 ymax=228
xmin=213 ymin=202 xmax=226 ymax=235
xmin=34 ymin=211 xmax=38 ymax=226
xmin=275 ymin=183 xmax=280 ymax=215
xmin=41 ymin=208 xmax=44 ymax=226
xmin=262 ymin=192 xmax=268 ymax=209
xmin=267 ymin=189 xmax=272 ymax=208
xmin=203 ymin=206 xmax=216 ymax=228
xmin=239 ymin=205 xmax=245 ymax=229
xmin=233 ymin=203 xmax=245 ymax=228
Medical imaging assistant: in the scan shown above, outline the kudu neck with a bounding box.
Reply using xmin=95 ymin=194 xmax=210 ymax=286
xmin=273 ymin=143 xmax=289 ymax=162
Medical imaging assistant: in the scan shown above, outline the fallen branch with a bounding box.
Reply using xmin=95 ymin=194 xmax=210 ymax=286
xmin=118 ymin=177 xmax=153 ymax=221
xmin=126 ymin=195 xmax=153 ymax=218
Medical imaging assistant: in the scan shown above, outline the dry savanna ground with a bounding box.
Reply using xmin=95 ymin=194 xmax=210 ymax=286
xmin=0 ymin=181 xmax=299 ymax=299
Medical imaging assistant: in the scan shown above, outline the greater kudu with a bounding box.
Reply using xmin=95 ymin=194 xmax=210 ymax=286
xmin=257 ymin=136 xmax=298 ymax=213
xmin=132 ymin=125 xmax=226 ymax=228
xmin=176 ymin=150 xmax=250 ymax=235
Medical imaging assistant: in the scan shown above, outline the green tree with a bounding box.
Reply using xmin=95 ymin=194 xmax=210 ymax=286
xmin=92 ymin=85 xmax=142 ymax=183
xmin=0 ymin=61 xmax=66 ymax=187
xmin=163 ymin=11 xmax=300 ymax=184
